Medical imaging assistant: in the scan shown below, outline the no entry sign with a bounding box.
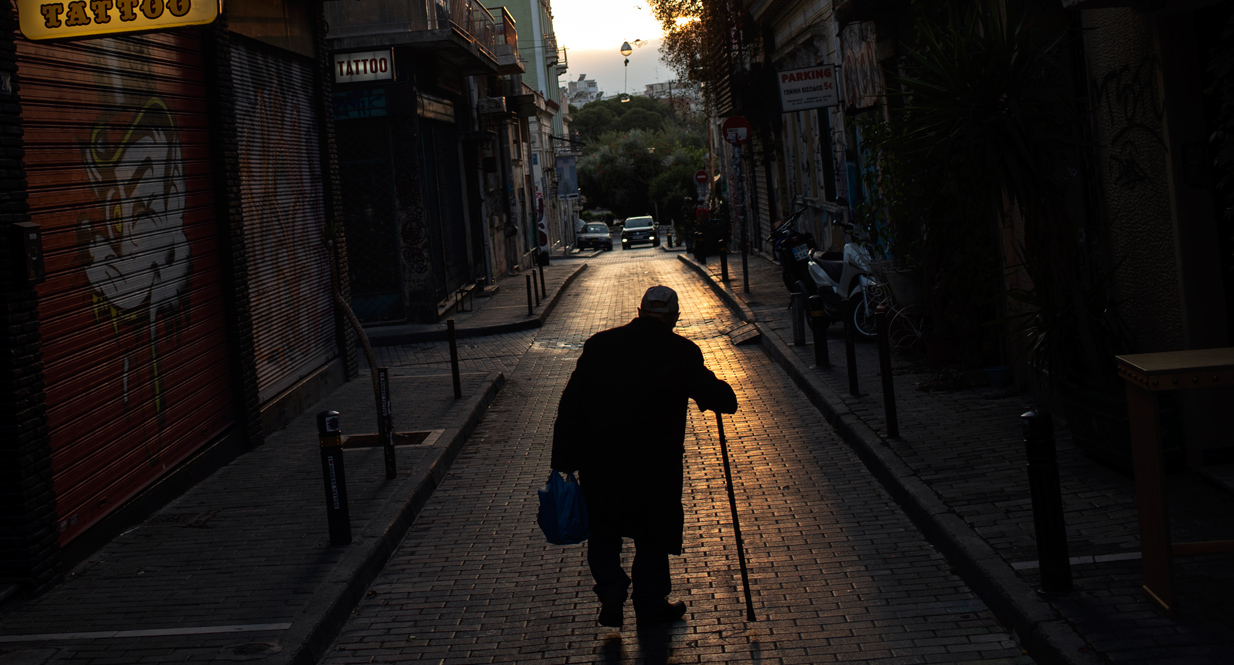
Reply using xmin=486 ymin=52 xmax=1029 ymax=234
xmin=722 ymin=116 xmax=751 ymax=146
xmin=695 ymin=170 xmax=709 ymax=184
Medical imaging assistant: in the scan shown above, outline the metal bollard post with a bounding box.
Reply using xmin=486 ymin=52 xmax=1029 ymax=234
xmin=317 ymin=411 xmax=351 ymax=545
xmin=538 ymin=262 xmax=547 ymax=299
xmin=531 ymin=269 xmax=541 ymax=306
xmin=526 ymin=274 xmax=533 ymax=315
xmin=876 ymin=306 xmax=898 ymax=438
xmin=377 ymin=368 xmax=396 ymax=478
xmin=741 ymin=239 xmax=750 ymax=294
xmin=809 ymin=295 xmax=830 ymax=367
xmin=720 ymin=239 xmax=729 ymax=282
xmin=447 ymin=319 xmax=462 ymax=400
xmin=843 ymin=298 xmax=859 ymax=396
xmin=1023 ymin=410 xmax=1072 ymax=595
xmin=791 ymin=290 xmax=806 ymax=346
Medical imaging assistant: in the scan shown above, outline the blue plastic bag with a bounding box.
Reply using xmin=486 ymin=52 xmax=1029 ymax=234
xmin=537 ymin=470 xmax=590 ymax=545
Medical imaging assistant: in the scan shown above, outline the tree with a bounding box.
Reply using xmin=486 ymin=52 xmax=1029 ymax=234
xmin=571 ymin=96 xmax=676 ymax=143
xmin=577 ymin=129 xmax=705 ymax=219
xmin=867 ymin=0 xmax=1117 ymax=390
xmin=617 ymin=109 xmax=664 ymax=133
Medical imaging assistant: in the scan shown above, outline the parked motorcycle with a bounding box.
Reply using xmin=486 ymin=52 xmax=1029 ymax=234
xmin=767 ymin=205 xmax=815 ymax=292
xmin=799 ymin=226 xmax=878 ymax=339
xmin=770 ymin=202 xmax=877 ymax=339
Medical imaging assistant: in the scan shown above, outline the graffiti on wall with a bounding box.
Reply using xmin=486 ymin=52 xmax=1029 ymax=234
xmin=841 ymin=22 xmax=880 ymax=109
xmin=1094 ymin=53 xmax=1165 ymax=192
xmin=78 ymin=97 xmax=190 ymax=426
xmin=235 ymin=45 xmax=332 ymax=398
xmin=392 ymin=117 xmax=433 ymax=297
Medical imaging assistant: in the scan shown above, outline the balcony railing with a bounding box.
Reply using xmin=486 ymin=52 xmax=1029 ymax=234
xmin=325 ymin=0 xmax=497 ymax=53
xmin=489 ymin=5 xmax=517 ymax=53
xmin=485 ymin=5 xmax=522 ymax=74
xmin=543 ymin=32 xmax=558 ymax=66
xmin=469 ymin=5 xmax=496 ymax=48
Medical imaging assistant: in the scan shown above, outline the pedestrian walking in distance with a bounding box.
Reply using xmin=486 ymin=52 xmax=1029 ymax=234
xmin=552 ymin=285 xmax=738 ymax=628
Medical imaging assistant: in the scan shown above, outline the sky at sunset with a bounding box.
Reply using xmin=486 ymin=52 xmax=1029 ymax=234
xmin=548 ymin=0 xmax=675 ymax=100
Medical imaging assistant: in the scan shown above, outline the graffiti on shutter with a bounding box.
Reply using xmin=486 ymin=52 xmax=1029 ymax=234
xmin=233 ymin=37 xmax=336 ymax=402
xmin=20 ymin=31 xmax=233 ymax=544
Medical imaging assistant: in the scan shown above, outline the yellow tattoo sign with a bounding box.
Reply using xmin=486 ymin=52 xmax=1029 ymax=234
xmin=19 ymin=0 xmax=218 ymax=41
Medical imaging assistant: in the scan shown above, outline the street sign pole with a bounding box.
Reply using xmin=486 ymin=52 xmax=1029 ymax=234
xmin=721 ymin=118 xmax=753 ymax=294
xmin=737 ymin=143 xmax=749 ymax=293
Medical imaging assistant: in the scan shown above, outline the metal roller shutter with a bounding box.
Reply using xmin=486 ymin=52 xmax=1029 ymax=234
xmin=751 ymin=134 xmax=772 ymax=250
xmin=231 ymin=36 xmax=337 ymax=403
xmin=18 ymin=31 xmax=234 ymax=545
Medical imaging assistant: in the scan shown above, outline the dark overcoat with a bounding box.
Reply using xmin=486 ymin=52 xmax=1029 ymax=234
xmin=551 ymin=316 xmax=737 ymax=555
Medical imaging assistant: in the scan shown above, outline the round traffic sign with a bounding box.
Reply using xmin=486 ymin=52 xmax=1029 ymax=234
xmin=695 ymin=170 xmax=708 ymax=184
xmin=722 ymin=116 xmax=751 ymax=145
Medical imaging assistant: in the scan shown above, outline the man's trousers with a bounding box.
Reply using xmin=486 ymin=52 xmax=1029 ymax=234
xmin=587 ymin=534 xmax=670 ymax=612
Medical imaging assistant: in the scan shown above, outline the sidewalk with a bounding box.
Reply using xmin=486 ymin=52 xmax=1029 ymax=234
xmin=679 ymin=249 xmax=1234 ymax=664
xmin=0 ymin=259 xmax=589 ymax=665
xmin=365 ymin=254 xmax=589 ymax=346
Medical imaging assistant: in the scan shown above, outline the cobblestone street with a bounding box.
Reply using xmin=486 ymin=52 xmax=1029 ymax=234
xmin=320 ymin=249 xmax=1032 ymax=664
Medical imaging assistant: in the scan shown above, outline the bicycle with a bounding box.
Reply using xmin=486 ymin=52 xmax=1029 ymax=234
xmin=865 ymin=266 xmax=933 ymax=355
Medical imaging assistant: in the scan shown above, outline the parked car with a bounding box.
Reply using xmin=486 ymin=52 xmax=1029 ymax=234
xmin=621 ymin=216 xmax=658 ymax=249
xmin=577 ymin=222 xmax=613 ymax=251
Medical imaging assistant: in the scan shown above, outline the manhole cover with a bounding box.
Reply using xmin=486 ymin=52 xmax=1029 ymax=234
xmin=342 ymin=430 xmax=441 ymax=449
xmin=219 ymin=642 xmax=282 ymax=661
xmin=233 ymin=642 xmax=280 ymax=656
xmin=144 ymin=512 xmax=216 ymax=528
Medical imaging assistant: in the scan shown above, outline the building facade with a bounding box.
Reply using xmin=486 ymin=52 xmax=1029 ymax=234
xmin=564 ymin=74 xmax=602 ymax=106
xmin=1 ymin=0 xmax=360 ymax=593
xmin=716 ymin=0 xmax=1234 ymax=470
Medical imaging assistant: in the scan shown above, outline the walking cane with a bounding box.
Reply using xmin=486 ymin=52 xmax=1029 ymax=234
xmin=716 ymin=412 xmax=757 ymax=622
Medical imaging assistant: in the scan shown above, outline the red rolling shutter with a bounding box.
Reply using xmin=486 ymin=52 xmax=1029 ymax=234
xmin=19 ymin=31 xmax=234 ymax=545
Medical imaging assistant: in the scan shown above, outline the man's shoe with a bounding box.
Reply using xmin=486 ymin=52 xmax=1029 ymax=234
xmin=598 ymin=601 xmax=623 ymax=628
xmin=635 ymin=599 xmax=687 ymax=627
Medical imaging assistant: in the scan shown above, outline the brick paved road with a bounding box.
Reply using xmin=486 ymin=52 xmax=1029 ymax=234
xmin=685 ymin=250 xmax=1234 ymax=663
xmin=318 ymin=249 xmax=1034 ymax=664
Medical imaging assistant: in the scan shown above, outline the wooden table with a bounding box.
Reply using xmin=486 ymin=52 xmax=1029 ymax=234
xmin=1115 ymin=348 xmax=1234 ymax=616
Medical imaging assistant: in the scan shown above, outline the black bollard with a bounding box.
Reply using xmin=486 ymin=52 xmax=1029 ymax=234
xmin=720 ymin=239 xmax=729 ymax=282
xmin=791 ymin=290 xmax=806 ymax=346
xmin=526 ymin=274 xmax=533 ymax=315
xmin=1023 ymin=410 xmax=1072 ymax=595
xmin=741 ymin=239 xmax=750 ymax=294
xmin=377 ymin=368 xmax=396 ymax=478
xmin=317 ymin=411 xmax=352 ymax=545
xmin=809 ymin=295 xmax=830 ymax=367
xmin=538 ymin=262 xmax=547 ymax=299
xmin=532 ymin=269 xmax=541 ymax=307
xmin=447 ymin=319 xmax=462 ymax=399
xmin=876 ymin=306 xmax=898 ymax=438
xmin=843 ymin=298 xmax=859 ymax=396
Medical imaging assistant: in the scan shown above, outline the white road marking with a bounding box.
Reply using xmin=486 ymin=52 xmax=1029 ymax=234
xmin=0 ymin=622 xmax=292 ymax=642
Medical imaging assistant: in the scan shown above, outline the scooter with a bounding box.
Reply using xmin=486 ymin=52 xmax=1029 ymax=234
xmin=795 ymin=219 xmax=878 ymax=339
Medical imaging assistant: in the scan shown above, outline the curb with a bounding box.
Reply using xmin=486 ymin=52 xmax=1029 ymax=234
xmin=275 ymin=371 xmax=506 ymax=665
xmin=676 ymin=254 xmax=756 ymax=323
xmin=679 ymin=254 xmax=1101 ymax=665
xmin=557 ymin=249 xmax=604 ymax=259
xmin=368 ymin=263 xmax=589 ymax=346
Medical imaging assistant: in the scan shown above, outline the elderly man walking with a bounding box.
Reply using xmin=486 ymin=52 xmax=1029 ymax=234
xmin=552 ymin=285 xmax=738 ymax=628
